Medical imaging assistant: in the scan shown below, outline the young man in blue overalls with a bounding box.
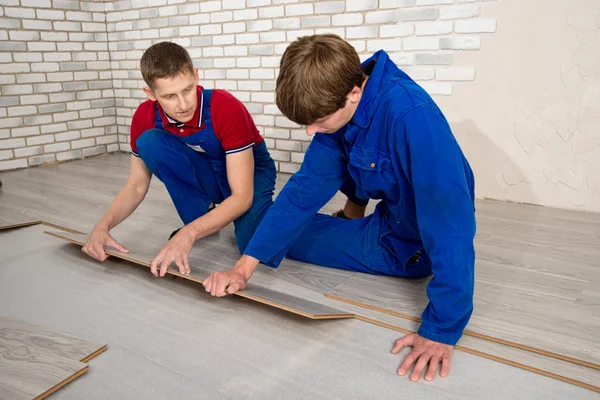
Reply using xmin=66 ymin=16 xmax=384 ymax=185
xmin=82 ymin=42 xmax=276 ymax=278
xmin=204 ymin=35 xmax=477 ymax=383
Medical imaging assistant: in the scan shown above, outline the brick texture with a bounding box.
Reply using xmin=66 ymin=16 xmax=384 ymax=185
xmin=0 ymin=0 xmax=115 ymax=170
xmin=0 ymin=0 xmax=496 ymax=172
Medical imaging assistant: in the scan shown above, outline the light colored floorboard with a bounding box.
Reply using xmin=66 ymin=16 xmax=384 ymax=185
xmin=0 ymin=317 xmax=90 ymax=400
xmin=44 ymin=230 xmax=353 ymax=320
xmin=326 ymin=198 xmax=600 ymax=368
xmin=1 ymin=153 xmax=600 ymax=395
xmin=0 ymin=225 xmax=597 ymax=400
xmin=40 ymin=227 xmax=600 ymax=393
xmin=326 ymin=269 xmax=600 ymax=368
xmin=0 ymin=317 xmax=105 ymax=363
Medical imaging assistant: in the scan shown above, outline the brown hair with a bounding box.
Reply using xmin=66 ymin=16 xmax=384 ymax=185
xmin=140 ymin=41 xmax=194 ymax=89
xmin=276 ymin=34 xmax=365 ymax=126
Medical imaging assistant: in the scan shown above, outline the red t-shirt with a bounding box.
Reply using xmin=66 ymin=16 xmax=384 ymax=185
xmin=130 ymin=86 xmax=263 ymax=156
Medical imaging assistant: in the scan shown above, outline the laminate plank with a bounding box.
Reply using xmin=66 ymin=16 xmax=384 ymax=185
xmin=0 ymin=319 xmax=89 ymax=400
xmin=39 ymin=228 xmax=600 ymax=393
xmin=2 ymin=225 xmax=598 ymax=400
xmin=325 ymin=298 xmax=600 ymax=393
xmin=44 ymin=230 xmax=353 ymax=320
xmin=0 ymin=221 xmax=41 ymax=231
xmin=326 ymin=271 xmax=600 ymax=369
xmin=0 ymin=318 xmax=106 ymax=363
xmin=3 ymin=154 xmax=600 ymax=395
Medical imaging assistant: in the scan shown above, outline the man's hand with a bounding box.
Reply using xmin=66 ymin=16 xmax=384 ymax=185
xmin=202 ymin=255 xmax=259 ymax=297
xmin=82 ymin=227 xmax=129 ymax=262
xmin=150 ymin=228 xmax=195 ymax=277
xmin=202 ymin=268 xmax=248 ymax=297
xmin=392 ymin=333 xmax=453 ymax=382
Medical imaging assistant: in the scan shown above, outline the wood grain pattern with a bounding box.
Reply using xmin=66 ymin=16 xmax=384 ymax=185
xmin=325 ymin=293 xmax=600 ymax=370
xmin=0 ymin=319 xmax=89 ymax=400
xmin=44 ymin=230 xmax=353 ymax=320
xmin=2 ymin=153 xmax=599 ymax=396
xmin=356 ymin=316 xmax=600 ymax=393
xmin=3 ymin=224 xmax=598 ymax=400
xmin=326 ymin=296 xmax=600 ymax=393
xmin=43 ymin=228 xmax=600 ymax=393
xmin=326 ymin=234 xmax=600 ymax=370
xmin=0 ymin=318 xmax=106 ymax=363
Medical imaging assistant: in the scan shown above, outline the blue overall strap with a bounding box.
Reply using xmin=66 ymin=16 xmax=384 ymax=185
xmin=153 ymin=89 xmax=211 ymax=129
xmin=201 ymin=89 xmax=212 ymax=123
xmin=154 ymin=102 xmax=163 ymax=129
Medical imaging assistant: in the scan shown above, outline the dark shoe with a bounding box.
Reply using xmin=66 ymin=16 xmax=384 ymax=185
xmin=169 ymin=203 xmax=216 ymax=240
xmin=169 ymin=228 xmax=181 ymax=240
xmin=332 ymin=209 xmax=350 ymax=219
xmin=407 ymin=250 xmax=421 ymax=264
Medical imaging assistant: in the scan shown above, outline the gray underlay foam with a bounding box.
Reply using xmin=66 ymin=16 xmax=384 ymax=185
xmin=0 ymin=225 xmax=596 ymax=400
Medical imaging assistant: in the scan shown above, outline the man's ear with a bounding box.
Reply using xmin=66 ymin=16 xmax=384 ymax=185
xmin=348 ymin=85 xmax=361 ymax=104
xmin=193 ymin=68 xmax=199 ymax=83
xmin=143 ymin=86 xmax=157 ymax=101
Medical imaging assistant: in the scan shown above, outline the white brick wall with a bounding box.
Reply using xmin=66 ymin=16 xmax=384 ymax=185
xmin=0 ymin=0 xmax=497 ymax=172
xmin=0 ymin=0 xmax=116 ymax=171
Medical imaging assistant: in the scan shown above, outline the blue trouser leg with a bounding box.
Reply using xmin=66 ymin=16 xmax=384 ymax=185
xmin=232 ymin=141 xmax=276 ymax=254
xmin=339 ymin=175 xmax=369 ymax=207
xmin=136 ymin=129 xmax=225 ymax=225
xmin=286 ymin=205 xmax=431 ymax=278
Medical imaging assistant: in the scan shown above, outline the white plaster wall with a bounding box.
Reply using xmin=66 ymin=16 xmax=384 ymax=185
xmin=436 ymin=0 xmax=600 ymax=212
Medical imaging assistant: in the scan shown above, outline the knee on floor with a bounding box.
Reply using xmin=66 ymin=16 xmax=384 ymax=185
xmin=136 ymin=129 xmax=171 ymax=160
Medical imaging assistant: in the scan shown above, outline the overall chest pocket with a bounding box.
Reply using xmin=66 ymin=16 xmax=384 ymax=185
xmin=349 ymin=147 xmax=392 ymax=197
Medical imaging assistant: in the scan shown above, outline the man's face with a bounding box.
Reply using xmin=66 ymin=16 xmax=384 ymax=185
xmin=304 ymin=85 xmax=363 ymax=136
xmin=143 ymin=69 xmax=199 ymax=123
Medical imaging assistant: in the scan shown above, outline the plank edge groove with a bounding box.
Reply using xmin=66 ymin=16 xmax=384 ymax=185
xmin=355 ymin=315 xmax=600 ymax=393
xmin=324 ymin=294 xmax=600 ymax=370
xmin=43 ymin=229 xmax=353 ymax=320
xmin=32 ymin=365 xmax=89 ymax=400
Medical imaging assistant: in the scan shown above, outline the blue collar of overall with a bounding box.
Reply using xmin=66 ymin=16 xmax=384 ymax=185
xmin=350 ymin=50 xmax=390 ymax=130
xmin=153 ymin=88 xmax=212 ymax=131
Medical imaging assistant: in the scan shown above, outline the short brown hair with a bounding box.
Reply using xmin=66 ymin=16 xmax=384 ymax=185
xmin=276 ymin=34 xmax=365 ymax=126
xmin=140 ymin=42 xmax=194 ymax=89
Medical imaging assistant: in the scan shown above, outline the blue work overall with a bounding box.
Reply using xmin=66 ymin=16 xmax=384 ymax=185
xmin=135 ymin=89 xmax=276 ymax=253
xmin=243 ymin=50 xmax=476 ymax=345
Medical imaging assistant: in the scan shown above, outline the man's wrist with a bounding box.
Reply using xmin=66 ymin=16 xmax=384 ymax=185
xmin=94 ymin=220 xmax=111 ymax=232
xmin=182 ymin=220 xmax=205 ymax=241
xmin=235 ymin=255 xmax=259 ymax=280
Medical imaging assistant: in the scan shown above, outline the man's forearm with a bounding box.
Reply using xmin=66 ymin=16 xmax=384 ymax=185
xmin=96 ymin=183 xmax=147 ymax=231
xmin=185 ymin=194 xmax=252 ymax=241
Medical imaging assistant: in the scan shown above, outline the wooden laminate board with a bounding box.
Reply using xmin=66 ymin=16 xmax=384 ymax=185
xmin=3 ymin=153 xmax=600 ymax=396
xmin=326 ymin=297 xmax=600 ymax=393
xmin=2 ymin=224 xmax=598 ymax=400
xmin=0 ymin=318 xmax=106 ymax=364
xmin=0 ymin=318 xmax=94 ymax=400
xmin=0 ymin=221 xmax=41 ymax=231
xmin=325 ymin=271 xmax=600 ymax=369
xmin=43 ymin=230 xmax=353 ymax=320
xmin=41 ymin=228 xmax=600 ymax=393
xmin=325 ymin=197 xmax=600 ymax=370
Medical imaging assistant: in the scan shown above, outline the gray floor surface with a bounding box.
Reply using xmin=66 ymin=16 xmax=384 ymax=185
xmin=0 ymin=225 xmax=598 ymax=400
xmin=1 ymin=153 xmax=599 ymax=398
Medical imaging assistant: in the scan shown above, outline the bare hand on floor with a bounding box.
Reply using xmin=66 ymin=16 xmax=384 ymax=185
xmin=82 ymin=228 xmax=129 ymax=262
xmin=150 ymin=228 xmax=194 ymax=277
xmin=392 ymin=333 xmax=453 ymax=382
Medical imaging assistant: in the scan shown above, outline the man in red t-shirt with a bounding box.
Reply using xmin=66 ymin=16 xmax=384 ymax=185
xmin=82 ymin=42 xmax=276 ymax=277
